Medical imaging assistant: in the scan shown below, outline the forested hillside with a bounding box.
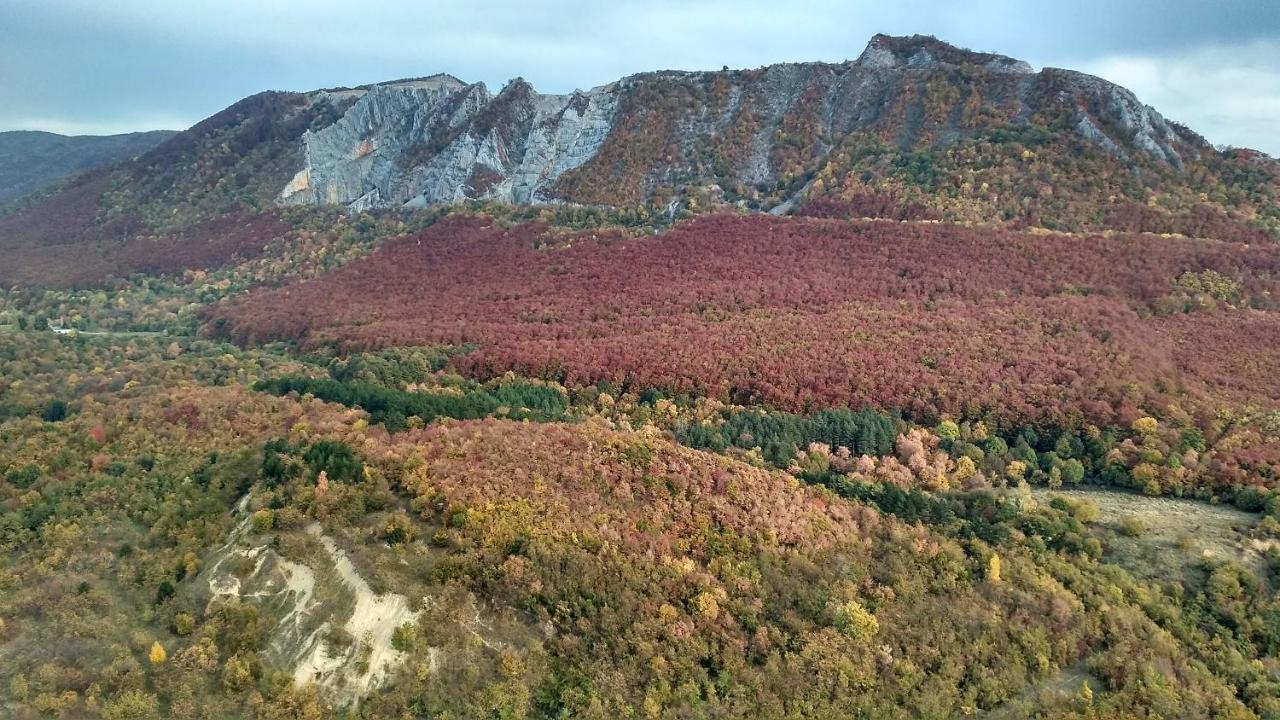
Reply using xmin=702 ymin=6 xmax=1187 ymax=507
xmin=0 ymin=130 xmax=174 ymax=205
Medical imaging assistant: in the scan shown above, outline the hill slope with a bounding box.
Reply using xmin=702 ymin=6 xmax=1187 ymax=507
xmin=208 ymin=212 xmax=1280 ymax=493
xmin=1 ymin=335 xmax=1274 ymax=717
xmin=0 ymin=129 xmax=175 ymax=205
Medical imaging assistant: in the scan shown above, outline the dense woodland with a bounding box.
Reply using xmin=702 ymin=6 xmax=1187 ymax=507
xmin=208 ymin=213 xmax=1280 ymax=499
xmin=2 ymin=198 xmax=1280 ymax=718
xmin=1 ymin=332 xmax=1279 ymax=719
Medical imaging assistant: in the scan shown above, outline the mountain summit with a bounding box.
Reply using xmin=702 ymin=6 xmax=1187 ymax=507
xmin=270 ymin=33 xmax=1208 ymax=215
xmin=855 ymin=33 xmax=1035 ymax=74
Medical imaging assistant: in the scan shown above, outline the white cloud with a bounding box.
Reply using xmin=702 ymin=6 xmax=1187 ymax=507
xmin=1080 ymin=40 xmax=1280 ymax=155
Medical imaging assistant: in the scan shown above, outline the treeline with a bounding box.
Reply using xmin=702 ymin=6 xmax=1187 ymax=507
xmin=1105 ymin=201 xmax=1273 ymax=244
xmin=675 ymin=406 xmax=896 ymax=466
xmin=814 ymin=473 xmax=1103 ymax=557
xmin=664 ymin=393 xmax=1280 ymax=512
xmin=796 ymin=193 xmax=939 ymax=222
xmin=253 ymin=375 xmax=568 ymax=430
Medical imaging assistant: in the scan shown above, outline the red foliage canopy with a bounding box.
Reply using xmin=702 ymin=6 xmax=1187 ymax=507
xmin=209 ymin=214 xmax=1280 ymax=430
xmin=0 ymin=174 xmax=290 ymax=287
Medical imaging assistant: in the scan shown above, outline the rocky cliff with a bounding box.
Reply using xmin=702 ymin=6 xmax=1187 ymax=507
xmin=271 ymin=34 xmax=1208 ymax=215
xmin=278 ymin=74 xmax=619 ymax=211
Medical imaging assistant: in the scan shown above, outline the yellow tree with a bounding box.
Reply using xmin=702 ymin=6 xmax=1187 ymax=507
xmin=835 ymin=600 xmax=879 ymax=641
xmin=987 ymin=554 xmax=1002 ymax=584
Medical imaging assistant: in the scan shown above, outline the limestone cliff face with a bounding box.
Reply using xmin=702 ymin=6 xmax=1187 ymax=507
xmin=274 ymin=34 xmax=1209 ymax=212
xmin=278 ymin=75 xmax=620 ymax=211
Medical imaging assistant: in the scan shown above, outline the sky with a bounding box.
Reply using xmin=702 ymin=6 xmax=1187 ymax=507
xmin=2 ymin=0 xmax=1278 ymax=155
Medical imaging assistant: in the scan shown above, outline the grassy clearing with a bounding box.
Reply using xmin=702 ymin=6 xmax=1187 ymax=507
xmin=984 ymin=661 xmax=1099 ymax=719
xmin=1031 ymin=487 xmax=1261 ymax=583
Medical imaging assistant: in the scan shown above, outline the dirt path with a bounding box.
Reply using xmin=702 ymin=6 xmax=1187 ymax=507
xmin=47 ymin=325 xmax=164 ymax=337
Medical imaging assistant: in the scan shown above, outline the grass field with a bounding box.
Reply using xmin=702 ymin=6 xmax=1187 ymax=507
xmin=1031 ymin=487 xmax=1262 ymax=583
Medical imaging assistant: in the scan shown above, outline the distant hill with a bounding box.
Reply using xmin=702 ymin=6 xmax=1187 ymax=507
xmin=0 ymin=129 xmax=175 ymax=205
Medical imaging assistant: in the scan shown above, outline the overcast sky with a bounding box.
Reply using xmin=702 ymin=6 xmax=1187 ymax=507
xmin=2 ymin=0 xmax=1278 ymax=154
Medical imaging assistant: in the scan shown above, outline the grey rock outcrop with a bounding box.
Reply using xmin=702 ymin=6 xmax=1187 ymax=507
xmin=274 ymin=34 xmax=1209 ymax=212
xmin=1043 ymin=68 xmax=1190 ymax=169
xmin=279 ymin=75 xmax=620 ymax=211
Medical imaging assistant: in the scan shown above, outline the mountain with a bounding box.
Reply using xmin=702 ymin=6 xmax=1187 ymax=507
xmin=0 ymin=129 xmax=175 ymax=205
xmin=109 ymin=32 xmax=1280 ymax=232
xmin=3 ymin=34 xmax=1278 ymax=288
xmin=276 ymin=34 xmax=1207 ymax=215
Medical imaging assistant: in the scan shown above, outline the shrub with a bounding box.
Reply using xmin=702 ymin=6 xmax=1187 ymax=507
xmin=41 ymin=400 xmax=68 ymax=422
xmin=250 ymin=509 xmax=274 ymax=533
xmin=102 ymin=689 xmax=160 ymax=720
xmin=834 ymin=600 xmax=879 ymax=640
xmin=1118 ymin=516 xmax=1146 ymax=537
xmin=5 ymin=465 xmax=39 ymax=489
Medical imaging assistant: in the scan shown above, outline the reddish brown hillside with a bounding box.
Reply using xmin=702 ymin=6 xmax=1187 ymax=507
xmin=208 ymin=214 xmax=1280 ymax=429
xmin=0 ymin=173 xmax=291 ymax=287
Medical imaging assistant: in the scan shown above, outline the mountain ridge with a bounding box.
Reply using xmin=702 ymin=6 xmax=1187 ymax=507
xmin=1 ymin=33 xmax=1277 ymax=288
xmin=0 ymin=129 xmax=175 ymax=205
xmin=270 ymin=32 xmax=1212 ymax=214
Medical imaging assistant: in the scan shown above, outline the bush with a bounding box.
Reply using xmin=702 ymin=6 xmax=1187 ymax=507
xmin=250 ymin=509 xmax=274 ymax=533
xmin=834 ymin=600 xmax=879 ymax=641
xmin=1049 ymin=496 xmax=1099 ymax=524
xmin=155 ymin=581 xmax=176 ymax=604
xmin=4 ymin=465 xmax=39 ymax=489
xmin=102 ymin=689 xmax=160 ymax=720
xmin=391 ymin=622 xmax=416 ymax=652
xmin=1233 ymin=485 xmax=1271 ymax=513
xmin=1118 ymin=516 xmax=1146 ymax=537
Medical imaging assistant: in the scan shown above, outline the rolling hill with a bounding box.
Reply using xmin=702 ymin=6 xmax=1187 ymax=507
xmin=0 ymin=129 xmax=175 ymax=206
